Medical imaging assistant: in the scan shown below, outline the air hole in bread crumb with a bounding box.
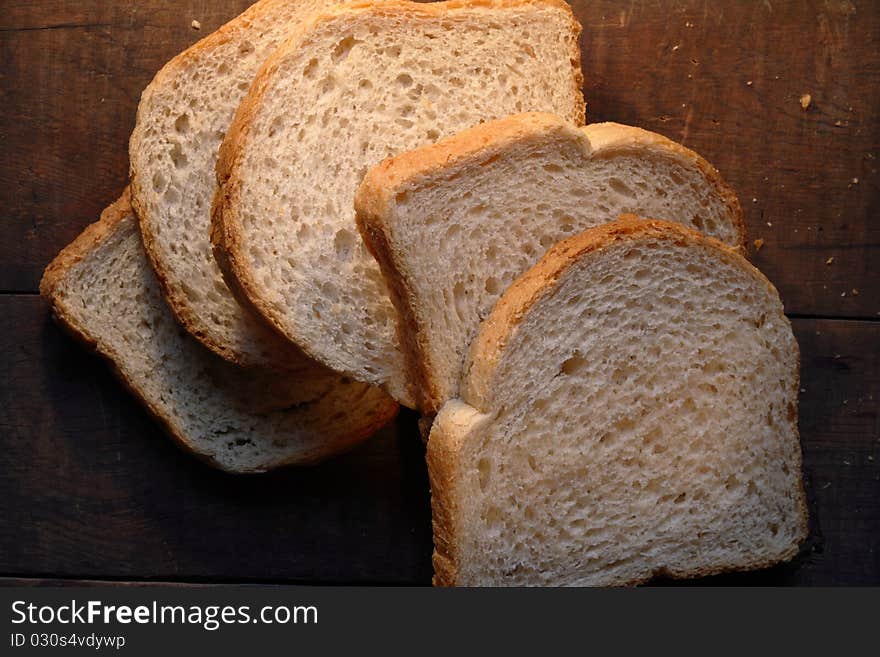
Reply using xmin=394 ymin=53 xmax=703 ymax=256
xmin=484 ymin=505 xmax=502 ymax=527
xmin=332 ymin=35 xmax=359 ymax=62
xmin=303 ymin=58 xmax=319 ymax=79
xmin=169 ymin=143 xmax=187 ymax=169
xmin=452 ymin=282 xmax=467 ymax=321
xmin=561 ymin=354 xmax=587 ymax=375
xmin=239 ymin=41 xmax=255 ymax=56
xmin=334 ymin=229 xmax=356 ymax=260
xmin=477 ymin=458 xmax=491 ymax=490
xmin=396 ymin=73 xmax=413 ymax=88
xmin=174 ymin=114 xmax=190 ymax=134
xmin=152 ymin=172 xmax=166 ymax=193
xmin=485 ymin=277 xmax=499 ymax=294
xmin=609 ymin=177 xmax=637 ymax=200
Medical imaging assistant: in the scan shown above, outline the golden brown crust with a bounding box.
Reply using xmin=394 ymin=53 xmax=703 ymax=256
xmin=582 ymin=122 xmax=747 ymax=251
xmin=464 ymin=216 xmax=772 ymax=408
xmin=212 ymin=0 xmax=586 ymax=391
xmin=430 ymin=216 xmax=806 ymax=586
xmin=40 ymin=192 xmax=240 ymax=471
xmin=355 ymin=113 xmax=574 ymax=227
xmin=356 ymin=113 xmax=745 ymax=413
xmin=41 ymin=193 xmax=399 ymax=473
xmin=356 ymin=209 xmax=436 ymax=410
xmin=129 ymin=0 xmax=300 ymax=367
xmin=425 ymin=405 xmax=469 ymax=587
xmin=39 ymin=190 xmax=133 ymax=298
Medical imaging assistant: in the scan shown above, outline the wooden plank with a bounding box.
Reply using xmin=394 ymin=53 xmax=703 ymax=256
xmin=0 ymin=296 xmax=433 ymax=584
xmin=1 ymin=296 xmax=877 ymax=584
xmin=2 ymin=0 xmax=878 ymax=319
xmin=571 ymin=0 xmax=880 ymax=318
xmin=0 ymin=0 xmax=254 ymax=292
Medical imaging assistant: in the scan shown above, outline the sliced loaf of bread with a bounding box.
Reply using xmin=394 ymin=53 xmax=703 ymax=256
xmin=356 ymin=112 xmax=745 ymax=412
xmin=212 ymin=0 xmax=586 ymax=407
xmin=428 ymin=217 xmax=805 ymax=586
xmin=130 ymin=0 xmax=356 ymax=368
xmin=40 ymin=192 xmax=398 ymax=473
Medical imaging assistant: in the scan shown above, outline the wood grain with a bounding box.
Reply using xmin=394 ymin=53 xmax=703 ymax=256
xmin=0 ymin=296 xmax=432 ymax=584
xmin=1 ymin=296 xmax=876 ymax=584
xmin=0 ymin=0 xmax=254 ymax=293
xmin=573 ymin=0 xmax=880 ymax=319
xmin=1 ymin=0 xmax=877 ymax=585
xmin=1 ymin=0 xmax=878 ymax=319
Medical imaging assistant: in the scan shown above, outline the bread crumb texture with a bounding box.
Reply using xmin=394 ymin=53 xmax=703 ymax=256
xmin=431 ymin=220 xmax=806 ymax=586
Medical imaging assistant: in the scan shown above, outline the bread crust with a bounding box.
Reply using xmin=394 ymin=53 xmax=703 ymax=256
xmin=130 ymin=0 xmax=320 ymax=369
xmin=41 ymin=192 xmax=399 ymax=473
xmin=467 ymin=217 xmax=771 ymax=404
xmin=211 ymin=0 xmax=585 ymax=404
xmin=582 ymin=122 xmax=746 ymax=250
xmin=429 ymin=216 xmax=807 ymax=586
xmin=355 ymin=112 xmax=746 ymax=413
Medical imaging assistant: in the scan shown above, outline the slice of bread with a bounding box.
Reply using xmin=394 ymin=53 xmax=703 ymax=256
xmin=40 ymin=192 xmax=398 ymax=473
xmin=428 ymin=217 xmax=806 ymax=586
xmin=212 ymin=0 xmax=586 ymax=408
xmin=356 ymin=112 xmax=746 ymax=413
xmin=130 ymin=0 xmax=355 ymax=368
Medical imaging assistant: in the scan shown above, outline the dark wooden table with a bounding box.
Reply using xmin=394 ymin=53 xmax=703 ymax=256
xmin=1 ymin=0 xmax=877 ymax=586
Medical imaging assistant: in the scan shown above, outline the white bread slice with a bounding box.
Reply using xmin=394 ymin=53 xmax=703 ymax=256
xmin=428 ymin=217 xmax=806 ymax=586
xmin=40 ymin=192 xmax=398 ymax=473
xmin=356 ymin=113 xmax=746 ymax=413
xmin=130 ymin=0 xmax=358 ymax=368
xmin=212 ymin=0 xmax=586 ymax=408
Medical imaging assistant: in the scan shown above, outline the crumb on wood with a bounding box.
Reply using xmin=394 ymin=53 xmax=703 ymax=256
xmin=753 ymin=238 xmax=764 ymax=251
xmin=841 ymin=291 xmax=847 ymax=297
xmin=800 ymin=93 xmax=811 ymax=110
xmin=191 ymin=19 xmax=201 ymax=30
xmin=672 ymin=44 xmax=680 ymax=51
xmin=852 ymin=288 xmax=859 ymax=296
xmin=852 ymin=177 xmax=859 ymax=185
xmin=767 ymin=221 xmax=772 ymax=227
xmin=752 ymin=197 xmax=757 ymax=203
xmin=747 ymin=80 xmax=753 ymax=86
xmin=826 ymin=256 xmax=834 ymax=265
